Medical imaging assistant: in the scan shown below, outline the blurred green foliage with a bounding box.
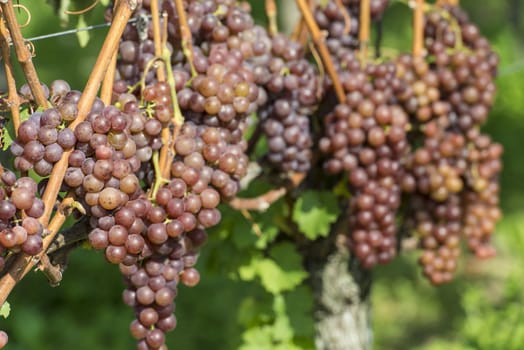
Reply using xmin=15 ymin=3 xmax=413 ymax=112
xmin=1 ymin=0 xmax=524 ymax=349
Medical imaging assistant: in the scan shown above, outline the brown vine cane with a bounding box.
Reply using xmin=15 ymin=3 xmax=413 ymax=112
xmin=359 ymin=0 xmax=371 ymax=63
xmin=0 ymin=17 xmax=21 ymax=136
xmin=265 ymin=0 xmax=278 ymax=36
xmin=413 ymin=0 xmax=425 ymax=57
xmin=295 ymin=0 xmax=346 ymax=104
xmin=0 ymin=1 xmax=48 ymax=108
xmin=0 ymin=0 xmax=137 ymax=307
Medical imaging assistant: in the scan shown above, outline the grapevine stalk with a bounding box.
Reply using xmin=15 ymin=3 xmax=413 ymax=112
xmin=295 ymin=0 xmax=346 ymax=104
xmin=150 ymin=0 xmax=173 ymax=182
xmin=265 ymin=0 xmax=278 ymax=36
xmin=413 ymin=0 xmax=425 ymax=56
xmin=150 ymin=0 xmax=166 ymax=81
xmin=0 ymin=1 xmax=48 ymax=108
xmin=0 ymin=19 xmax=21 ymax=135
xmin=359 ymin=0 xmax=371 ymax=63
xmin=100 ymin=50 xmax=118 ymax=105
xmin=174 ymin=0 xmax=197 ymax=78
xmin=335 ymin=0 xmax=352 ymax=35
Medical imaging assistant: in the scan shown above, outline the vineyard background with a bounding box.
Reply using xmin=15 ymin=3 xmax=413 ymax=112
xmin=1 ymin=1 xmax=523 ymax=349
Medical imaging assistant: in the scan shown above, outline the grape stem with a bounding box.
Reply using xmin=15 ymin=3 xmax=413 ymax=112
xmin=138 ymin=46 xmax=183 ymax=187
xmin=99 ymin=0 xmax=123 ymax=101
xmin=100 ymin=50 xmax=118 ymax=105
xmin=265 ymin=0 xmax=278 ymax=36
xmin=0 ymin=0 xmax=137 ymax=307
xmin=229 ymin=187 xmax=287 ymax=212
xmin=47 ymin=218 xmax=90 ymax=255
xmin=436 ymin=0 xmax=459 ymax=5
xmin=161 ymin=49 xmax=184 ymax=178
xmin=229 ymin=173 xmax=305 ymax=212
xmin=36 ymin=254 xmax=62 ymax=287
xmin=359 ymin=0 xmax=371 ymax=65
xmin=295 ymin=0 xmax=347 ymax=104
xmin=412 ymin=0 xmax=425 ymax=57
xmin=291 ymin=0 xmax=314 ymax=45
xmin=150 ymin=0 xmax=166 ymax=81
xmin=0 ymin=19 xmax=21 ymax=136
xmin=150 ymin=151 xmax=170 ymax=200
xmin=150 ymin=0 xmax=177 ymax=183
xmin=0 ymin=0 xmax=48 ymax=108
xmin=335 ymin=0 xmax=352 ymax=35
xmin=174 ymin=0 xmax=197 ymax=78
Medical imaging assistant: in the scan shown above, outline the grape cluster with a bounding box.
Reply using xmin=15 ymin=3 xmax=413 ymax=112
xmin=10 ymin=81 xmax=79 ymax=176
xmin=320 ymin=49 xmax=409 ymax=267
xmin=0 ymin=168 xmax=44 ymax=263
xmin=411 ymin=194 xmax=462 ymax=284
xmin=410 ymin=6 xmax=501 ymax=281
xmin=113 ymin=0 xmax=322 ymax=176
xmin=102 ymin=2 xmax=298 ymax=346
xmin=314 ymin=0 xmax=390 ymax=58
xmin=313 ymin=1 xmax=503 ymax=284
xmin=255 ymin=34 xmax=320 ymax=173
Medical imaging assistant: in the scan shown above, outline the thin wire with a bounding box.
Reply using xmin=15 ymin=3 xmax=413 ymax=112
xmin=9 ymin=16 xmax=149 ymax=44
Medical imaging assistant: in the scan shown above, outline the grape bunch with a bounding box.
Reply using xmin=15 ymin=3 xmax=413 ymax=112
xmin=393 ymin=5 xmax=501 ymax=282
xmin=0 ymin=167 xmax=45 ymax=270
xmin=109 ymin=2 xmax=271 ymax=344
xmin=256 ymin=34 xmax=321 ymax=173
xmin=410 ymin=193 xmax=463 ymax=284
xmin=10 ymin=81 xmax=81 ymax=176
xmin=311 ymin=0 xmax=503 ymax=284
xmin=319 ymin=49 xmax=410 ymax=267
xmin=314 ymin=0 xmax=390 ymax=59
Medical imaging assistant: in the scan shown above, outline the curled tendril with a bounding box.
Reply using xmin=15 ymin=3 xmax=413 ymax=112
xmin=13 ymin=4 xmax=31 ymax=28
xmin=64 ymin=0 xmax=100 ymax=15
xmin=24 ymin=40 xmax=35 ymax=58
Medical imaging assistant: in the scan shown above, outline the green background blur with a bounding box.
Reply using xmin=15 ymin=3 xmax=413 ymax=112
xmin=1 ymin=1 xmax=524 ymax=349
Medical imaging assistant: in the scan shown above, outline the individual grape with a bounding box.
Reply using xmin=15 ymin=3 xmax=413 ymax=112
xmin=0 ymin=330 xmax=7 ymax=349
xmin=181 ymin=268 xmax=200 ymax=287
xmin=98 ymin=187 xmax=124 ymax=210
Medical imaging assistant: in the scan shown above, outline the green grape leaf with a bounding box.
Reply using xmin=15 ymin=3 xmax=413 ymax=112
xmin=2 ymin=121 xmax=14 ymax=151
xmin=284 ymin=285 xmax=315 ymax=338
xmin=0 ymin=302 xmax=10 ymax=319
xmin=254 ymin=198 xmax=287 ymax=249
xmin=239 ymin=325 xmax=275 ymax=350
xmin=76 ymin=15 xmax=90 ymax=47
xmin=271 ymin=295 xmax=293 ymax=341
xmin=292 ymin=190 xmax=340 ymax=239
xmin=239 ymin=258 xmax=306 ymax=295
xmin=239 ymin=243 xmax=307 ymax=295
xmin=237 ymin=296 xmax=272 ymax=327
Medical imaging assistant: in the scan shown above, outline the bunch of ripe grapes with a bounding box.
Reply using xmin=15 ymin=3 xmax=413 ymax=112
xmin=0 ymin=0 xmax=502 ymax=348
